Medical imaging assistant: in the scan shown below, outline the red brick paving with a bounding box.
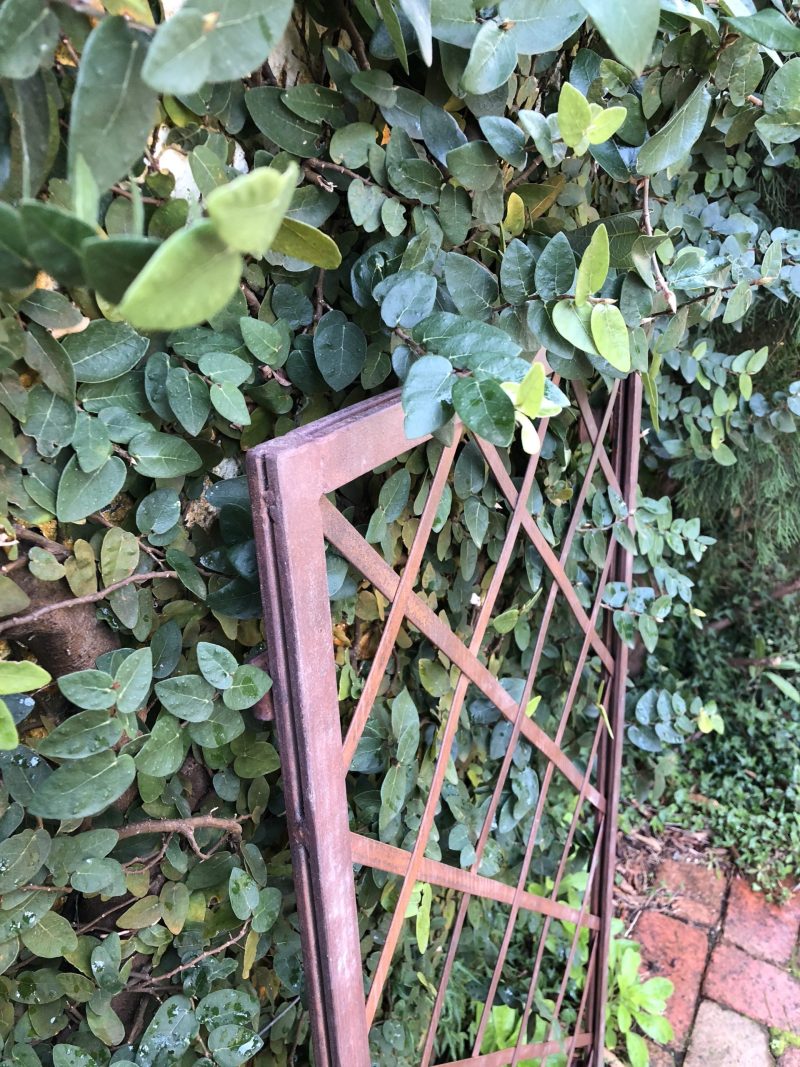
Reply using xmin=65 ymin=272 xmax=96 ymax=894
xmin=724 ymin=876 xmax=800 ymax=966
xmin=635 ymin=910 xmax=709 ymax=1050
xmin=780 ymin=1050 xmax=800 ymax=1066
xmin=656 ymin=858 xmax=726 ymax=927
xmin=704 ymin=940 xmax=800 ymax=1031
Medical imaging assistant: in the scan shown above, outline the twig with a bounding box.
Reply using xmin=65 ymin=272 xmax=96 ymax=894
xmin=0 ymin=571 xmax=179 ymax=634
xmin=259 ymin=997 xmax=301 ymax=1037
xmin=14 ymin=526 xmax=70 ymax=559
xmin=313 ymin=269 xmax=327 ymax=323
xmin=111 ymin=184 xmax=163 ymax=206
xmin=304 ymin=158 xmax=416 ymax=204
xmin=509 ymin=154 xmax=544 ymax=189
xmin=115 ymin=815 xmax=244 ymax=859
xmin=132 ymin=924 xmax=251 ymax=988
xmin=77 ymin=897 xmax=133 ymax=935
xmin=335 ymin=0 xmax=370 ymax=70
xmin=641 ymin=177 xmax=677 ymax=314
xmin=709 ymin=577 xmax=800 ymax=632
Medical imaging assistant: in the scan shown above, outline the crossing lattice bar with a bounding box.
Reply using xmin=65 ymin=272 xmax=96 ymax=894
xmin=247 ymin=376 xmax=642 ymax=1067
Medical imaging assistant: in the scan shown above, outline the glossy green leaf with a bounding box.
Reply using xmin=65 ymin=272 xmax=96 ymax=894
xmin=56 ymin=455 xmax=127 ymax=523
xmin=452 ymin=377 xmax=515 ymax=446
xmin=637 ymin=82 xmax=711 ymax=176
xmin=28 ymin=752 xmax=136 ymax=819
xmin=577 ymin=0 xmax=660 ymax=74
xmin=269 ymin=218 xmax=342 ymax=268
xmin=313 ymin=310 xmax=367 ymax=390
xmin=590 ymin=303 xmax=631 ymax=372
xmin=461 ymin=22 xmax=517 ymax=96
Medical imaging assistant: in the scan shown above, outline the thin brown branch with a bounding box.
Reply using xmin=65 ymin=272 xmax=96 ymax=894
xmin=336 ymin=0 xmax=370 ymax=70
xmin=641 ymin=177 xmax=677 ymax=313
xmin=304 ymin=158 xmax=416 ymax=204
xmin=0 ymin=571 xmax=179 ymax=635
xmin=14 ymin=526 xmax=70 ymax=559
xmin=709 ymin=577 xmax=800 ymax=633
xmin=132 ymin=924 xmax=251 ymax=989
xmin=115 ymin=815 xmax=244 ymax=859
xmin=509 ymin=154 xmax=544 ymax=189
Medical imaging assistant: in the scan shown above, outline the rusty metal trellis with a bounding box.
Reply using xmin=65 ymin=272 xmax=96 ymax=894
xmin=246 ymin=375 xmax=642 ymax=1067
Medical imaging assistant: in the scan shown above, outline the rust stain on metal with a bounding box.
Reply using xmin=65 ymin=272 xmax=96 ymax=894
xmin=246 ymin=380 xmax=642 ymax=1067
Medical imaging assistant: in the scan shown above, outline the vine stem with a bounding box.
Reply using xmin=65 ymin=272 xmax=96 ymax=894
xmin=641 ymin=177 xmax=677 ymax=313
xmin=0 ymin=571 xmax=179 ymax=635
xmin=115 ymin=815 xmax=245 ymax=859
xmin=131 ymin=923 xmax=251 ymax=989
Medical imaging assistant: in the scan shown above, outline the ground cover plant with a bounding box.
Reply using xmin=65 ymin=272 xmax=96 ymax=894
xmin=0 ymin=0 xmax=800 ymax=1063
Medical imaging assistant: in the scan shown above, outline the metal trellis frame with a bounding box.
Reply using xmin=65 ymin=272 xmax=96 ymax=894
xmin=246 ymin=375 xmax=642 ymax=1067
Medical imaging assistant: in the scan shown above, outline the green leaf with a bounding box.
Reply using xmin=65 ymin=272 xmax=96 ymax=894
xmin=725 ymin=10 xmax=800 ymax=52
xmin=0 ymin=661 xmax=51 ymax=695
xmin=313 ymin=310 xmax=367 ymax=391
xmin=207 ymin=1025 xmax=264 ymax=1067
xmin=0 ymin=576 xmax=29 ymax=618
xmin=401 ymin=355 xmax=454 ymax=437
xmin=100 ymin=528 xmax=139 ymax=585
xmin=58 ymin=669 xmax=116 ymax=711
xmin=498 ymin=0 xmax=584 ymax=53
xmin=137 ymin=997 xmax=199 ymax=1067
xmin=24 ymin=323 xmax=75 ymax=400
xmin=452 ymin=377 xmax=515 ymax=446
xmin=26 ymin=385 xmax=76 ymax=458
xmin=68 ymin=17 xmax=158 ymax=194
xmin=128 ymin=431 xmax=201 ymax=477
xmin=374 ymin=270 xmax=438 ymax=328
xmin=197 ymin=642 xmax=238 ymax=690
xmin=135 ymin=713 xmax=190 ymax=776
xmin=577 ymin=0 xmax=660 ymax=74
xmin=229 ymin=868 xmax=259 ymax=920
xmin=0 ymin=0 xmax=58 ymax=80
xmin=245 ymin=86 xmax=321 ymax=157
xmin=445 ymin=141 xmax=499 ymax=192
xmin=269 ymin=217 xmax=342 ymax=269
xmin=551 ymin=300 xmax=599 ymax=355
xmin=444 ymin=253 xmax=498 ymax=319
xmin=83 ymin=235 xmax=161 ymax=304
xmin=206 ymin=165 xmax=297 ymax=257
xmin=156 ymin=674 xmax=216 ymax=721
xmin=765 ymin=671 xmax=800 ymax=705
xmin=210 ymin=381 xmax=251 ymax=425
xmin=166 ymin=368 xmax=211 ymax=436
xmin=56 ymin=455 xmax=127 ymax=523
xmin=391 ymin=688 xmax=420 ymax=764
xmin=117 ymin=221 xmax=243 ymax=332
xmin=63 ymin=319 xmax=149 ymax=386
xmin=0 ymin=829 xmax=51 ymax=893
xmin=590 ymin=304 xmax=631 ymax=372
xmin=282 ymin=83 xmax=346 ymax=125
xmin=223 ymin=664 xmax=272 ymax=711
xmin=625 ymin=1031 xmax=650 ymax=1067
xmin=575 ymin=223 xmax=609 ymax=306
xmin=37 ymin=709 xmax=124 ymax=759
xmin=461 ymin=22 xmax=518 ymax=96
xmin=558 ymin=82 xmax=592 ymax=150
xmin=115 ymin=648 xmax=153 ymax=714
xmin=143 ymin=0 xmax=292 ymax=95
xmin=535 ymin=232 xmax=576 ymax=300
xmin=19 ymin=202 xmax=94 ymax=287
xmin=165 ymin=547 xmax=207 ymax=599
xmin=28 ymin=752 xmax=136 ymax=819
xmin=637 ymin=82 xmax=711 ymax=176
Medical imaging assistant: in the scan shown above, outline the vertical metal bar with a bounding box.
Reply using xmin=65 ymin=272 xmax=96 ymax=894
xmin=589 ymin=374 xmax=642 ymax=1065
xmin=249 ymin=449 xmax=372 ymax=1067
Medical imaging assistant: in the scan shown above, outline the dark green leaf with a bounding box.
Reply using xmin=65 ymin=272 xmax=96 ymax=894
xmin=452 ymin=377 xmax=515 ymax=446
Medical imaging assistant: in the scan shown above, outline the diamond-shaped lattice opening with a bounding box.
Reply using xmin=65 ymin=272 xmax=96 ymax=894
xmin=247 ymin=380 xmax=640 ymax=1066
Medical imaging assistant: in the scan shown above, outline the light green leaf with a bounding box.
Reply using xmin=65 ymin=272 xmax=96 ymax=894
xmin=128 ymin=431 xmax=201 ymax=478
xmin=0 ymin=699 xmax=18 ymax=750
xmin=558 ymin=82 xmax=592 ymax=150
xmin=223 ymin=664 xmax=272 ymax=711
xmin=0 ymin=661 xmax=51 ymax=695
xmin=206 ymin=164 xmax=297 ymax=257
xmin=575 ymin=223 xmax=609 ymax=305
xmin=765 ymin=671 xmax=800 ymax=705
xmin=117 ymin=222 xmax=243 ymax=332
xmin=590 ymin=304 xmax=631 ymax=372
xmin=269 ymin=218 xmax=342 ymax=269
xmin=156 ymin=674 xmax=216 ymax=722
xmin=114 ymin=648 xmax=153 ymax=715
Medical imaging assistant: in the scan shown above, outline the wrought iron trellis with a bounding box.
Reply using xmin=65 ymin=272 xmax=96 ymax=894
xmin=247 ymin=375 xmax=642 ymax=1067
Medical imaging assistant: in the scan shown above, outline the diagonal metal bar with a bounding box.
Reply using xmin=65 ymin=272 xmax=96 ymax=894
xmin=572 ymin=382 xmax=623 ymax=499
xmin=421 ymin=382 xmax=620 ymax=1063
xmin=321 ymin=499 xmax=605 ymax=809
xmin=342 ymin=433 xmax=462 ymax=768
xmin=361 ymin=442 xmax=553 ymax=1026
xmin=566 ymin=939 xmax=600 ymax=1067
xmin=475 ymin=440 xmax=616 ymax=673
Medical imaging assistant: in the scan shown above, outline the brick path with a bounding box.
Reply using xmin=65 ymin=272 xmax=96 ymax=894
xmin=632 ymin=858 xmax=800 ymax=1065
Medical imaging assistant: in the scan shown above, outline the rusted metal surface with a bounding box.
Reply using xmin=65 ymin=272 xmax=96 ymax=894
xmin=246 ymin=378 xmax=642 ymax=1066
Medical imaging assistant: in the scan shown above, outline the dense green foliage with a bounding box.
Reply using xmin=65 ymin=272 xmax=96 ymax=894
xmin=0 ymin=0 xmax=799 ymax=1064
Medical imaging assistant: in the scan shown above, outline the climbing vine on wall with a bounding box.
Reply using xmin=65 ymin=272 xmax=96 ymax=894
xmin=0 ymin=0 xmax=798 ymax=1063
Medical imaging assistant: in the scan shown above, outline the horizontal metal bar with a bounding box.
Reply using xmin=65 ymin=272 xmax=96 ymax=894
xmin=436 ymin=1031 xmax=592 ymax=1067
xmin=350 ymin=833 xmax=601 ymax=931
